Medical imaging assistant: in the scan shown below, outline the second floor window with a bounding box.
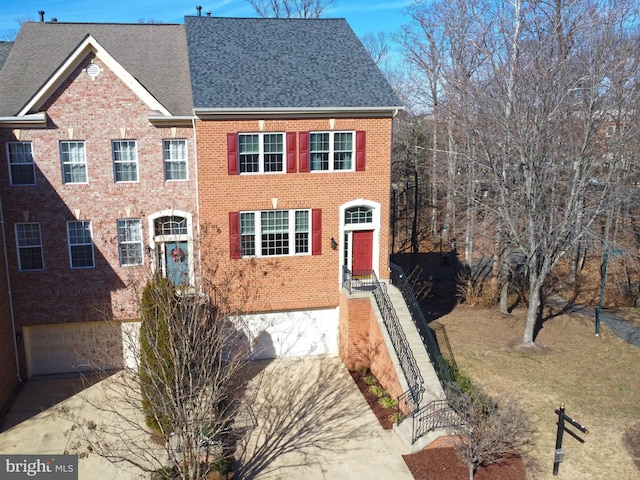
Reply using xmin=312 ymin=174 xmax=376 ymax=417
xmin=117 ymin=219 xmax=143 ymax=266
xmin=67 ymin=220 xmax=94 ymax=269
xmin=7 ymin=142 xmax=35 ymax=185
xmin=310 ymin=131 xmax=353 ymax=171
xmin=112 ymin=140 xmax=138 ymax=182
xmin=164 ymin=139 xmax=188 ymax=180
xmin=15 ymin=223 xmax=44 ymax=271
xmin=60 ymin=141 xmax=87 ymax=184
xmin=239 ymin=133 xmax=284 ymax=173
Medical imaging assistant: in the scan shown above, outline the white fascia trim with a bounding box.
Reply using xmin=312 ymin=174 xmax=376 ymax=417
xmin=0 ymin=114 xmax=47 ymax=127
xmin=193 ymin=106 xmax=404 ymax=120
xmin=19 ymin=35 xmax=171 ymax=116
xmin=147 ymin=115 xmax=195 ymax=127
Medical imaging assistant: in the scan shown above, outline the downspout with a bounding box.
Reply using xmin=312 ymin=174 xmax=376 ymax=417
xmin=0 ymin=190 xmax=23 ymax=382
xmin=388 ymin=108 xmax=400 ymax=275
xmin=192 ymin=117 xmax=203 ymax=283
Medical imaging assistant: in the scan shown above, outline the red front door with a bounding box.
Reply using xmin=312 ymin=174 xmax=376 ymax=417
xmin=352 ymin=230 xmax=373 ymax=276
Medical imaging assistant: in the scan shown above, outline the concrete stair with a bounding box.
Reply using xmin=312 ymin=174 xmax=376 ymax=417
xmin=373 ymin=282 xmax=448 ymax=453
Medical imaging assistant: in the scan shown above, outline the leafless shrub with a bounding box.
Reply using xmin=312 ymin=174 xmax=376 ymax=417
xmin=456 ymin=272 xmax=495 ymax=307
xmin=440 ymin=383 xmax=534 ymax=480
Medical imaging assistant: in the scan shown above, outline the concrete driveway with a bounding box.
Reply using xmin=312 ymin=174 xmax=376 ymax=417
xmin=0 ymin=356 xmax=414 ymax=480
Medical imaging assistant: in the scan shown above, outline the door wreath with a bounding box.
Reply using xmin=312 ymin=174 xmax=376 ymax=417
xmin=171 ymin=247 xmax=185 ymax=262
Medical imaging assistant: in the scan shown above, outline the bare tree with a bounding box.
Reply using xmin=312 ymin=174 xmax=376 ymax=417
xmin=473 ymin=0 xmax=639 ymax=344
xmin=246 ymin=0 xmax=336 ymax=18
xmin=64 ymin=232 xmax=273 ymax=479
xmin=1 ymin=16 xmax=34 ymax=41
xmin=441 ymin=383 xmax=534 ymax=480
xmin=396 ymin=0 xmax=640 ymax=344
xmin=360 ymin=31 xmax=389 ymax=67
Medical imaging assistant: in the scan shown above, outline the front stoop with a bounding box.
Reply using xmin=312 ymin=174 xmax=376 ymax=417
xmin=393 ymin=419 xmax=450 ymax=453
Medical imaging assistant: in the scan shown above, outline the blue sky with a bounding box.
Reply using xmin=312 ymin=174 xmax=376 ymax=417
xmin=0 ymin=0 xmax=413 ymax=40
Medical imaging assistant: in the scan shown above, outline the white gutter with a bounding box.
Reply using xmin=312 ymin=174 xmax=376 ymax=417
xmin=147 ymin=115 xmax=195 ymax=126
xmin=0 ymin=114 xmax=47 ymax=128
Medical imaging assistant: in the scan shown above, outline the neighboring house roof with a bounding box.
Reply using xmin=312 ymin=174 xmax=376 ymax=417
xmin=184 ymin=16 xmax=403 ymax=113
xmin=0 ymin=22 xmax=192 ymax=117
xmin=0 ymin=42 xmax=14 ymax=70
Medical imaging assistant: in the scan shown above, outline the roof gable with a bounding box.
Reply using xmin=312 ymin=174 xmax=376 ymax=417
xmin=184 ymin=17 xmax=402 ymax=113
xmin=0 ymin=23 xmax=192 ymax=117
xmin=20 ymin=35 xmax=170 ymax=116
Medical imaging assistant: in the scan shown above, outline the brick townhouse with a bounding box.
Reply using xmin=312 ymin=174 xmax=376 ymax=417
xmin=0 ymin=16 xmax=401 ymax=390
xmin=185 ymin=16 xmax=402 ymax=359
xmin=0 ymin=23 xmax=197 ymax=380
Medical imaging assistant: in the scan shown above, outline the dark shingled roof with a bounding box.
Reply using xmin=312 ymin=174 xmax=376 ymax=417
xmin=184 ymin=16 xmax=402 ymax=110
xmin=0 ymin=22 xmax=192 ymax=117
xmin=0 ymin=42 xmax=14 ymax=71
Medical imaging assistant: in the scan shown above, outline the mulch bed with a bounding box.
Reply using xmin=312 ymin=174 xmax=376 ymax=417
xmin=349 ymin=370 xmax=394 ymax=429
xmin=350 ymin=371 xmax=528 ymax=480
xmin=403 ymin=437 xmax=527 ymax=480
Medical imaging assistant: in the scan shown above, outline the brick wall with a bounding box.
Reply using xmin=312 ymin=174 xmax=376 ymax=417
xmin=339 ymin=293 xmax=402 ymax=400
xmin=0 ymin=54 xmax=196 ymax=372
xmin=196 ymin=117 xmax=393 ymax=313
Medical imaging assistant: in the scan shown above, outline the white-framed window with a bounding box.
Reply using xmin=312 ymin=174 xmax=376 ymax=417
xmin=345 ymin=206 xmax=374 ymax=224
xmin=60 ymin=141 xmax=87 ymax=184
xmin=310 ymin=131 xmax=353 ymax=171
xmin=163 ymin=139 xmax=188 ymax=181
xmin=117 ymin=219 xmax=143 ymax=266
xmin=239 ymin=133 xmax=284 ymax=173
xmin=67 ymin=220 xmax=94 ymax=269
xmin=15 ymin=223 xmax=44 ymax=271
xmin=7 ymin=141 xmax=36 ymax=185
xmin=240 ymin=209 xmax=310 ymax=257
xmin=112 ymin=140 xmax=138 ymax=182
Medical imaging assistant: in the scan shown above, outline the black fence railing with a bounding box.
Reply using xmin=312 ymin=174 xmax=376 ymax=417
xmin=343 ymin=267 xmax=424 ymax=410
xmin=411 ymin=399 xmax=459 ymax=444
xmin=389 ymin=263 xmax=453 ymax=386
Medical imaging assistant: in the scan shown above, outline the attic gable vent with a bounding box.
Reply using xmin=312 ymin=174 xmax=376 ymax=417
xmin=86 ymin=62 xmax=100 ymax=79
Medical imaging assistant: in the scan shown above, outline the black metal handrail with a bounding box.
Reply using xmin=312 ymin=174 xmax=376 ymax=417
xmin=389 ymin=262 xmax=453 ymax=385
xmin=411 ymin=399 xmax=459 ymax=444
xmin=344 ymin=264 xmax=457 ymax=444
xmin=343 ymin=267 xmax=424 ymax=410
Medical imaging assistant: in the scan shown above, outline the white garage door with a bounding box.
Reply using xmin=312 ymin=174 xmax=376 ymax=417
xmin=239 ymin=308 xmax=339 ymax=360
xmin=25 ymin=322 xmax=123 ymax=377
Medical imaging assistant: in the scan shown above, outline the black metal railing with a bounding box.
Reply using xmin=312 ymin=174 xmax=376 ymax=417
xmin=343 ymin=264 xmax=457 ymax=444
xmin=388 ymin=263 xmax=460 ymax=444
xmin=411 ymin=399 xmax=459 ymax=444
xmin=389 ymin=262 xmax=453 ymax=385
xmin=343 ymin=267 xmax=424 ymax=410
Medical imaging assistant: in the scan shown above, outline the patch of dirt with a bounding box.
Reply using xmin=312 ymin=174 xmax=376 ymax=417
xmin=624 ymin=422 xmax=640 ymax=471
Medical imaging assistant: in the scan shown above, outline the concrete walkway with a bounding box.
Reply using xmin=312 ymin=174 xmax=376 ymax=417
xmin=0 ymin=356 xmax=415 ymax=480
xmin=547 ymin=294 xmax=640 ymax=348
